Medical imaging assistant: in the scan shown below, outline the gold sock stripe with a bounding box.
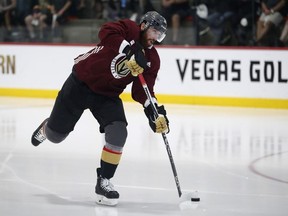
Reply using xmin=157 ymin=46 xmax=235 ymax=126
xmin=101 ymin=147 xmax=122 ymax=165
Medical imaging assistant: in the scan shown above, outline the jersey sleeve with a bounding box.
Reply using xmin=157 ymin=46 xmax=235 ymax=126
xmin=98 ymin=19 xmax=139 ymax=54
xmin=131 ymin=71 xmax=157 ymax=105
xmin=131 ymin=47 xmax=160 ymax=105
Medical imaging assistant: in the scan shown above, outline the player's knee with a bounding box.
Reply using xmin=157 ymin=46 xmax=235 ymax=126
xmin=45 ymin=124 xmax=69 ymax=143
xmin=104 ymin=121 xmax=127 ymax=148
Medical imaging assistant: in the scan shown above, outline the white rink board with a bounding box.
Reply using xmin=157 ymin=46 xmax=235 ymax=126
xmin=0 ymin=44 xmax=93 ymax=90
xmin=0 ymin=44 xmax=287 ymax=99
xmin=156 ymin=47 xmax=288 ymax=99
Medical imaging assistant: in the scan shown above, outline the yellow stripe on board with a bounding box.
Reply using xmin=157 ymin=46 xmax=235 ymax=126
xmin=1 ymin=88 xmax=288 ymax=109
xmin=0 ymin=88 xmax=58 ymax=98
xmin=120 ymin=93 xmax=288 ymax=109
xmin=155 ymin=94 xmax=288 ymax=109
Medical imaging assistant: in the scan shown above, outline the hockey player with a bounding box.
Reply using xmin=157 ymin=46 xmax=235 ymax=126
xmin=31 ymin=11 xmax=169 ymax=206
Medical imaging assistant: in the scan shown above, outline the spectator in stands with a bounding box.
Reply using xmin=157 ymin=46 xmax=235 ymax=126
xmin=278 ymin=14 xmax=288 ymax=46
xmin=0 ymin=0 xmax=16 ymax=33
xmin=106 ymin=0 xmax=119 ymax=21
xmin=256 ymin=0 xmax=286 ymax=45
xmin=69 ymin=0 xmax=103 ymax=19
xmin=118 ymin=0 xmax=141 ymax=20
xmin=234 ymin=0 xmax=260 ymax=46
xmin=161 ymin=0 xmax=191 ymax=44
xmin=93 ymin=0 xmax=104 ymax=19
xmin=46 ymin=0 xmax=72 ymax=27
xmin=43 ymin=0 xmax=71 ymax=39
xmin=119 ymin=0 xmax=128 ymax=18
xmin=25 ymin=4 xmax=48 ymax=40
xmin=142 ymin=0 xmax=156 ymax=13
xmin=12 ymin=0 xmax=34 ymax=27
xmin=69 ymin=0 xmax=86 ymax=19
xmin=130 ymin=0 xmax=156 ymax=22
xmin=205 ymin=0 xmax=238 ymax=45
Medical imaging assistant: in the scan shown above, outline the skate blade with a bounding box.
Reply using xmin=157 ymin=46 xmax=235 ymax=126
xmin=96 ymin=194 xmax=118 ymax=206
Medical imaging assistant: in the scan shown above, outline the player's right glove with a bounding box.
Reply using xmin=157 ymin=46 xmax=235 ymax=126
xmin=123 ymin=43 xmax=147 ymax=76
xmin=144 ymin=103 xmax=170 ymax=134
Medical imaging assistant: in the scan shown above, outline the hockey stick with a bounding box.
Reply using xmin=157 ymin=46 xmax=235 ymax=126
xmin=138 ymin=74 xmax=182 ymax=198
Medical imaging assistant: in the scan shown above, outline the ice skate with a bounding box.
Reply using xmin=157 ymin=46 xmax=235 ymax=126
xmin=95 ymin=168 xmax=119 ymax=206
xmin=31 ymin=118 xmax=48 ymax=146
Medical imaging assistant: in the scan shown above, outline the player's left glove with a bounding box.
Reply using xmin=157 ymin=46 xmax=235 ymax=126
xmin=144 ymin=103 xmax=170 ymax=134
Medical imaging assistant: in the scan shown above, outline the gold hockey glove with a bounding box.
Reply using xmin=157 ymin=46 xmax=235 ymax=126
xmin=154 ymin=115 xmax=169 ymax=133
xmin=123 ymin=43 xmax=147 ymax=76
xmin=126 ymin=59 xmax=144 ymax=76
xmin=144 ymin=104 xmax=170 ymax=134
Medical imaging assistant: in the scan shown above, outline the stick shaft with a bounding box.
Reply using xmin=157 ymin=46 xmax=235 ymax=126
xmin=138 ymin=74 xmax=182 ymax=197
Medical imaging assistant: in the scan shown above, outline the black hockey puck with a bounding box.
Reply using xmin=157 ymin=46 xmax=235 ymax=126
xmin=191 ymin=197 xmax=200 ymax=202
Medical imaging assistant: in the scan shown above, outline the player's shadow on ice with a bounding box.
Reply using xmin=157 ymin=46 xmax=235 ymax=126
xmin=34 ymin=194 xmax=181 ymax=214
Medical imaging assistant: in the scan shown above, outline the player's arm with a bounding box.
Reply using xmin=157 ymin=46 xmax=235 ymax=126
xmin=144 ymin=99 xmax=170 ymax=134
xmin=132 ymin=69 xmax=169 ymax=134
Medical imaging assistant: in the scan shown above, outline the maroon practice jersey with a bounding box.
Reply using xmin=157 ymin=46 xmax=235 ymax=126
xmin=73 ymin=19 xmax=161 ymax=105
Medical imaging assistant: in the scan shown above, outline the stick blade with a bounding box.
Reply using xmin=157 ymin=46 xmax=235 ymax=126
xmin=179 ymin=191 xmax=200 ymax=210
